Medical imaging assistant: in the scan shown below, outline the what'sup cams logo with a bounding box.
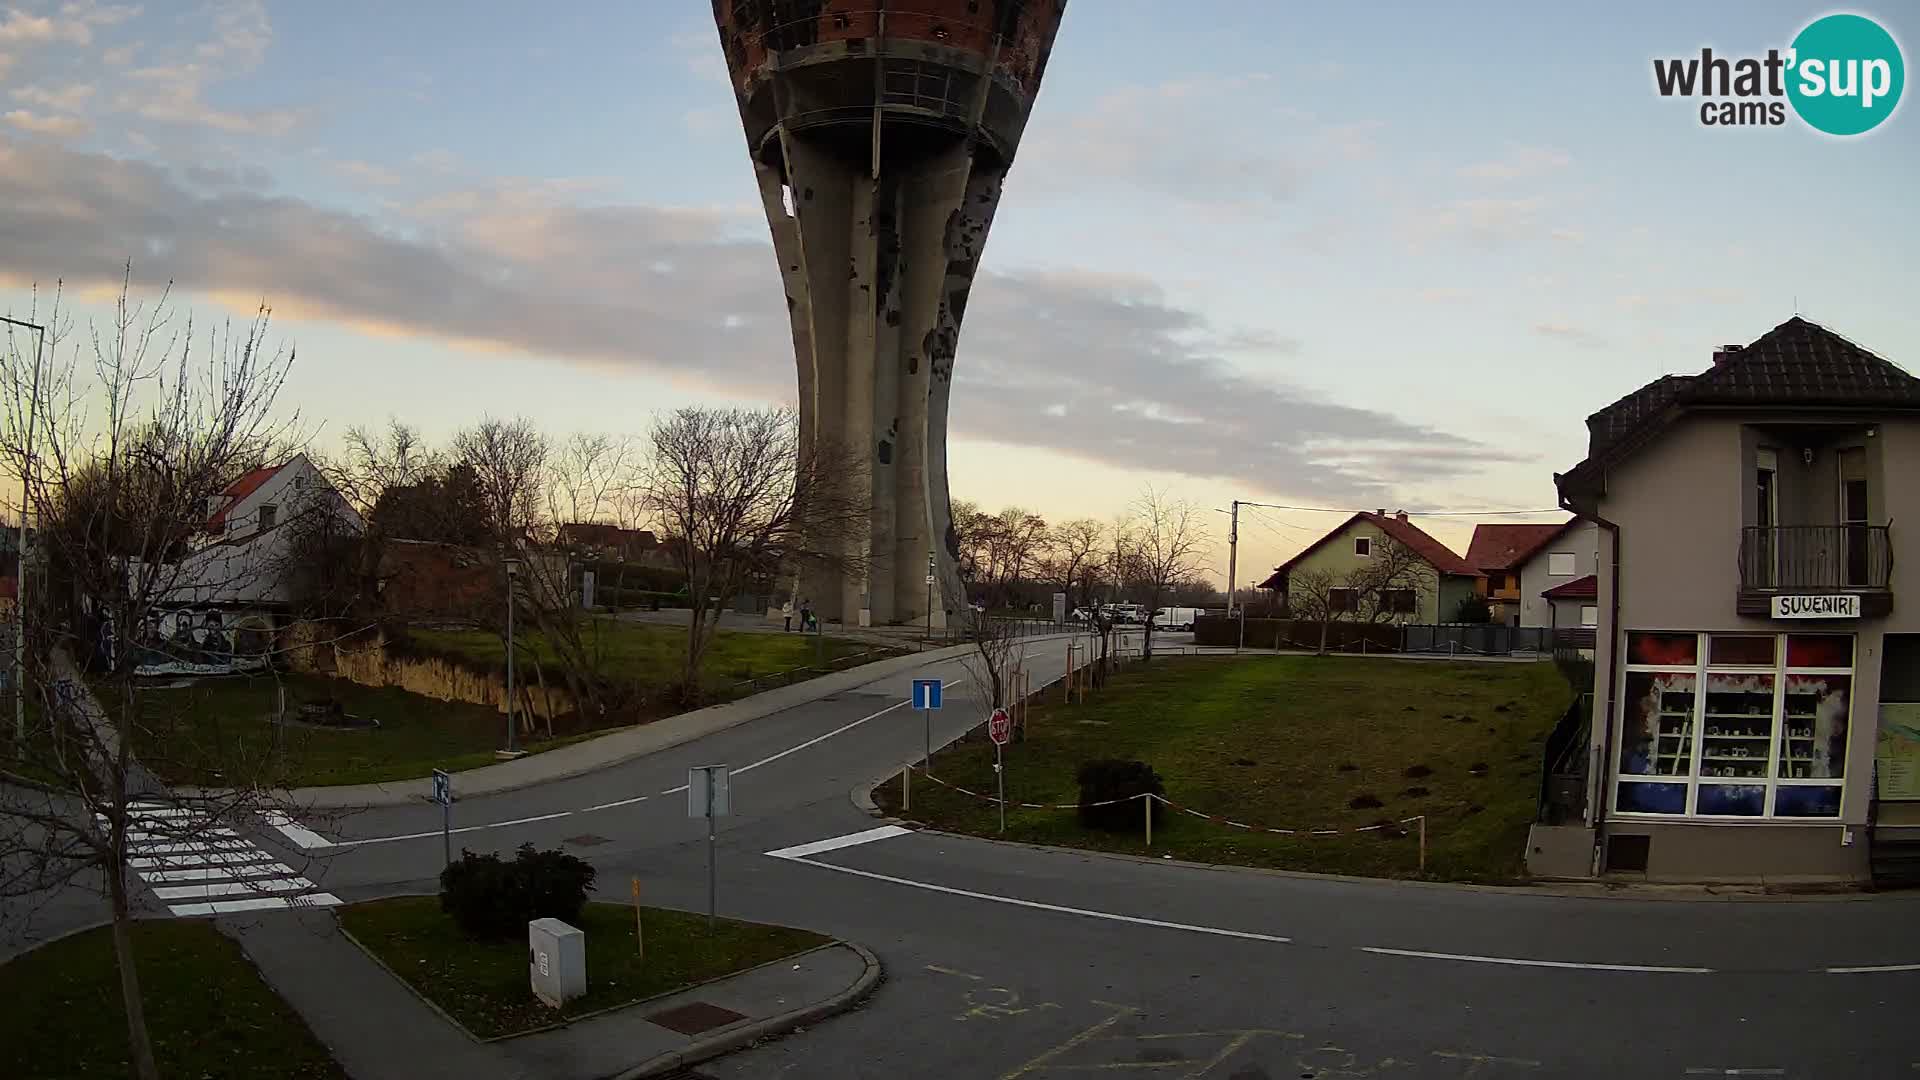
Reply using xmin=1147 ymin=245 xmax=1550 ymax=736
xmin=1654 ymin=12 xmax=1904 ymax=135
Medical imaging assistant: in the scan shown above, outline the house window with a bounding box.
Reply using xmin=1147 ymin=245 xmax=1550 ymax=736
xmin=1579 ymin=605 xmax=1598 ymax=627
xmin=1381 ymin=589 xmax=1417 ymax=614
xmin=1353 ymin=537 xmax=1371 ymax=558
xmin=1487 ymin=572 xmax=1506 ymax=592
xmin=258 ymin=504 xmax=277 ymax=530
xmin=1548 ymin=552 xmax=1576 ymax=576
xmin=1614 ymin=631 xmax=1852 ymax=820
xmin=1329 ymin=587 xmax=1358 ymax=613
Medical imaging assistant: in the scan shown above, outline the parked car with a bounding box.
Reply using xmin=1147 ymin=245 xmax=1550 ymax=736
xmin=1152 ymin=607 xmax=1201 ymax=631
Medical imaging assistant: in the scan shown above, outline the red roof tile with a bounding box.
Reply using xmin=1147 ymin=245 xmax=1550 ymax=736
xmin=1541 ymin=574 xmax=1598 ymax=600
xmin=1260 ymin=511 xmax=1481 ymax=588
xmin=1465 ymin=521 xmax=1575 ymax=572
xmin=206 ymin=463 xmax=284 ymax=532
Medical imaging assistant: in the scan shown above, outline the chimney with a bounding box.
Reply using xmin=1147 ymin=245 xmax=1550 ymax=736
xmin=1396 ymin=511 xmax=1409 ymax=522
xmin=1712 ymin=343 xmax=1744 ymax=366
xmin=1374 ymin=508 xmax=1387 ymax=517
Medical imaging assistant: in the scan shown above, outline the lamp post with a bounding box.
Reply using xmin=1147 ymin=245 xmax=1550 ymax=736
xmin=2 ymin=317 xmax=46 ymax=746
xmin=503 ymin=557 xmax=521 ymax=755
xmin=924 ymin=549 xmax=934 ymax=651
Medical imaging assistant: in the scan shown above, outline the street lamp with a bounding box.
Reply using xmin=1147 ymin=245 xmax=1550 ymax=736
xmin=2 ymin=316 xmax=46 ymax=746
xmin=503 ymin=557 xmax=522 ymax=756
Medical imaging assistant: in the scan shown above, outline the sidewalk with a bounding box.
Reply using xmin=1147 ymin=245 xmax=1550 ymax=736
xmin=266 ymin=631 xmax=1092 ymax=809
xmin=220 ymin=907 xmax=879 ymax=1080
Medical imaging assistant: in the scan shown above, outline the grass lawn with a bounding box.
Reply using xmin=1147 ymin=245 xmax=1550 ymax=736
xmin=877 ymin=655 xmax=1574 ymax=882
xmin=0 ymin=920 xmax=342 ymax=1080
xmin=0 ymin=698 xmax=68 ymax=788
xmin=340 ymin=896 xmax=830 ymax=1039
xmin=411 ymin=619 xmax=882 ymax=698
xmin=106 ymin=673 xmax=586 ymax=788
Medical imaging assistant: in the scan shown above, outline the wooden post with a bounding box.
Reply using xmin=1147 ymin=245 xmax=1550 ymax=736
xmin=901 ymin=763 xmax=910 ymax=812
xmin=1143 ymin=794 xmax=1152 ymax=847
xmin=1418 ymin=816 xmax=1427 ymax=873
xmin=641 ymin=876 xmax=656 ymax=957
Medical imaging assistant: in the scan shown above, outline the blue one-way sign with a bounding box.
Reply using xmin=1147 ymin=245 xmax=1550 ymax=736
xmin=912 ymin=678 xmax=943 ymax=711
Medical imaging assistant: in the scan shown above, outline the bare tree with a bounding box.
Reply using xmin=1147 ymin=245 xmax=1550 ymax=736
xmin=641 ymin=407 xmax=866 ymax=702
xmin=1124 ymin=487 xmax=1209 ymax=661
xmin=0 ymin=278 xmax=323 ymax=1080
xmin=960 ymin=615 xmax=1026 ymax=738
xmin=1279 ymin=537 xmax=1435 ymax=653
xmin=1284 ymin=566 xmax=1342 ymax=654
xmin=547 ymin=432 xmax=638 ymax=532
xmin=1045 ymin=518 xmax=1104 ymax=618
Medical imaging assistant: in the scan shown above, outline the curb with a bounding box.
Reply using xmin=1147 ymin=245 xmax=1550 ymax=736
xmin=609 ymin=941 xmax=883 ymax=1080
xmin=849 ymin=778 xmax=884 ymax=818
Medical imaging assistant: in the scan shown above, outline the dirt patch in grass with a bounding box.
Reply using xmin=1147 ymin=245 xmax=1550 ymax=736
xmin=0 ymin=920 xmax=342 ymax=1079
xmin=340 ymin=897 xmax=830 ymax=1039
xmin=879 ymin=655 xmax=1572 ymax=882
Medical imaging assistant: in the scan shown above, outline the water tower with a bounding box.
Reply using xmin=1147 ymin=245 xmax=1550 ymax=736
xmin=714 ymin=2 xmax=1068 ymax=627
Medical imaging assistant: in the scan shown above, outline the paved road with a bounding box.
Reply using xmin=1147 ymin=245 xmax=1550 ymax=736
xmin=19 ymin=633 xmax=1920 ymax=1077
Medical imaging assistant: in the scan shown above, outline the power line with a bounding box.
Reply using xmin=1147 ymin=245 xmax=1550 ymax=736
xmin=1234 ymin=499 xmax=1564 ymax=519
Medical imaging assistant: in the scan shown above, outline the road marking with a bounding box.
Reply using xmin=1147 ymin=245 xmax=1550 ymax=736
xmin=151 ymin=877 xmax=316 ymax=901
xmin=1827 ymin=962 xmax=1920 ymax=974
xmin=138 ymin=862 xmax=295 ymax=883
xmin=764 ymin=825 xmax=911 ymax=860
xmin=169 ymin=893 xmax=341 ymax=917
xmin=1360 ymin=946 xmax=1712 ymax=975
xmin=925 ymin=963 xmax=985 ymax=981
xmin=1002 ymin=1003 xmax=1141 ymax=1079
xmin=130 ymin=850 xmax=279 ymax=870
xmin=773 ymin=850 xmax=1292 ymax=945
xmin=263 ymin=812 xmax=333 ymax=850
xmin=582 ymin=795 xmax=649 ymax=812
xmin=131 ymin=840 xmax=253 ymax=856
xmin=127 ymin=827 xmax=236 ymax=843
xmin=734 ymin=679 xmax=956 ymax=777
xmin=1683 ymin=1069 xmax=1785 ymax=1076
xmin=127 ymin=807 xmax=201 ymax=820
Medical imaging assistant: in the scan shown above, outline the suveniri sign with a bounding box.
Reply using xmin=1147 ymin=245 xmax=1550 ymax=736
xmin=1773 ymin=594 xmax=1861 ymax=619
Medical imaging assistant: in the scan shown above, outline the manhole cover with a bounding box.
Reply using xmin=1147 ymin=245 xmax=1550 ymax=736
xmin=563 ymin=834 xmax=609 ymax=847
xmin=647 ymin=1001 xmax=747 ymax=1035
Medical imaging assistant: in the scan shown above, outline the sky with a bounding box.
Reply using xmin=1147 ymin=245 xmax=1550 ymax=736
xmin=2 ymin=1 xmax=1916 ymax=588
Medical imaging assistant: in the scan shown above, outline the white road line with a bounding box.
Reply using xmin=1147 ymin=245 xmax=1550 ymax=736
xmin=131 ymin=840 xmax=252 ymax=856
xmin=771 ymin=850 xmax=1292 ymax=945
xmin=766 ymin=825 xmax=911 ymax=860
xmin=138 ymin=862 xmax=295 ymax=883
xmin=1359 ymin=946 xmax=1713 ymax=975
xmin=130 ymin=850 xmax=278 ymax=870
xmin=735 ymin=678 xmax=959 ymax=777
xmin=1683 ymin=1069 xmax=1785 ymax=1076
xmin=128 ymin=807 xmax=202 ymax=820
xmin=582 ymin=796 xmax=649 ymax=812
xmin=262 ymin=812 xmax=333 ymax=850
xmin=490 ymin=810 xmax=575 ymax=827
xmin=326 ymin=811 xmax=574 ymax=850
xmin=151 ymin=877 xmax=316 ymax=901
xmin=127 ymin=827 xmax=236 ymax=843
xmin=1827 ymin=962 xmax=1920 ymax=974
xmin=169 ymin=893 xmax=341 ymax=917
xmin=661 ymin=784 xmax=689 ymax=795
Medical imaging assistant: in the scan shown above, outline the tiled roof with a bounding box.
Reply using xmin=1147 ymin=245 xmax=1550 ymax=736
xmin=206 ymin=463 xmax=284 ymax=532
xmin=1465 ymin=522 xmax=1573 ymax=572
xmin=1560 ymin=318 xmax=1920 ymax=496
xmin=1541 ymin=574 xmax=1598 ymax=600
xmin=1260 ymin=511 xmax=1481 ymax=589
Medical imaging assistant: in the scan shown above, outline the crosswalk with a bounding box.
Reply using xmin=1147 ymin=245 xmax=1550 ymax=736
xmin=104 ymin=802 xmax=341 ymax=917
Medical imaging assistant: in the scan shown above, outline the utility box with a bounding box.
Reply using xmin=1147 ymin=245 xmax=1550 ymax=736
xmin=528 ymin=918 xmax=586 ymax=1008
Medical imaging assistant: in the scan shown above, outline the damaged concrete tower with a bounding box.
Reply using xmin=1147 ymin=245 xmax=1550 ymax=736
xmin=714 ymin=2 xmax=1068 ymax=627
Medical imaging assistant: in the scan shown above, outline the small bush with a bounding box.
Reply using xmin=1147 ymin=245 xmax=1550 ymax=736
xmin=439 ymin=843 xmax=597 ymax=939
xmin=1075 ymin=759 xmax=1164 ymax=832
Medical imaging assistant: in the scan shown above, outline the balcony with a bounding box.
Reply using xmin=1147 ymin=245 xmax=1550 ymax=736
xmin=1737 ymin=525 xmax=1893 ymax=617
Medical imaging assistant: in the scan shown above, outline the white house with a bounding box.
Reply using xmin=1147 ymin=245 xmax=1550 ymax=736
xmin=1514 ymin=518 xmax=1602 ymax=632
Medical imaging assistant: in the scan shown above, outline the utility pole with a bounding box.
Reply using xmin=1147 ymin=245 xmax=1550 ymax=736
xmin=503 ymin=557 xmax=521 ymax=755
xmin=1225 ymin=499 xmax=1240 ymax=620
xmin=3 ymin=317 xmax=46 ymax=745
xmin=924 ymin=549 xmax=934 ymax=650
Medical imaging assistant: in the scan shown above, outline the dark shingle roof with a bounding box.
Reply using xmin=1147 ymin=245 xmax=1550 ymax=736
xmin=1541 ymin=574 xmax=1598 ymax=601
xmin=1560 ymin=318 xmax=1920 ymax=496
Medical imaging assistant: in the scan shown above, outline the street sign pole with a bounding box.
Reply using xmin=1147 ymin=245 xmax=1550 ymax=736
xmin=706 ymin=777 xmax=716 ymax=930
xmin=995 ymin=740 xmax=1006 ymax=833
xmin=988 ymin=707 xmax=1011 ymax=833
xmin=431 ymin=768 xmax=453 ymax=868
xmin=923 ymin=706 xmax=932 ymax=771
xmin=689 ymin=764 xmax=730 ymax=932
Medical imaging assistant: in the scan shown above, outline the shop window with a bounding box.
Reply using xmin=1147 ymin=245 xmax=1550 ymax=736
xmin=1778 ymin=674 xmax=1849 ymax=779
xmin=1773 ymin=785 xmax=1842 ymax=818
xmin=1628 ymin=631 xmax=1697 ymax=666
xmin=1619 ymin=670 xmax=1695 ymax=776
xmin=1709 ymin=634 xmax=1775 ymax=667
xmin=1786 ymin=634 xmax=1852 ymax=668
xmin=1616 ymin=782 xmax=1686 ymax=815
xmin=1700 ymin=672 xmax=1772 ymax=781
xmin=1696 ymin=784 xmax=1766 ymax=817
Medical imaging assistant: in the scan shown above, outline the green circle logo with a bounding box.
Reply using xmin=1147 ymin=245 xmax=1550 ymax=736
xmin=1787 ymin=13 xmax=1905 ymax=135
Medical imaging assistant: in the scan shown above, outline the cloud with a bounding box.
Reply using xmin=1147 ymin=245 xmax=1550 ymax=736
xmin=1404 ymin=195 xmax=1554 ymax=251
xmin=1532 ymin=321 xmax=1608 ymax=349
xmin=334 ymin=159 xmax=401 ymax=187
xmin=0 ymin=136 xmax=1509 ymax=504
xmin=12 ymin=83 xmax=94 ymax=111
xmin=0 ymin=10 xmax=88 ymax=45
xmin=1458 ymin=146 xmax=1572 ymax=181
xmin=4 ymin=110 xmax=89 ymax=136
xmin=118 ymin=64 xmax=298 ymax=135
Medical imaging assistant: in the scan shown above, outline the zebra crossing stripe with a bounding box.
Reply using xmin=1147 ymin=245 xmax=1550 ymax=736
xmin=168 ymin=893 xmax=342 ymax=917
xmin=130 ymin=850 xmax=278 ymax=870
xmin=138 ymin=862 xmax=294 ymax=883
xmin=130 ymin=840 xmax=252 ymax=856
xmin=152 ymin=877 xmax=316 ymax=901
xmin=127 ymin=828 xmax=236 ymax=843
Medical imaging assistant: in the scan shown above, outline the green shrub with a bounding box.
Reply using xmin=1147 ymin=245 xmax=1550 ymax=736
xmin=439 ymin=843 xmax=596 ymax=939
xmin=1075 ymin=759 xmax=1164 ymax=832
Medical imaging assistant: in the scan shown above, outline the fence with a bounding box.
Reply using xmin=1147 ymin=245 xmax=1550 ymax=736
xmin=1536 ymin=693 xmax=1591 ymax=825
xmin=1401 ymin=624 xmax=1552 ymax=656
xmin=1192 ymin=617 xmax=1553 ymax=656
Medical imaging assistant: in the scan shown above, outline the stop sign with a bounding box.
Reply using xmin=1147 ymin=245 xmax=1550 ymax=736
xmin=988 ymin=708 xmax=1011 ymax=746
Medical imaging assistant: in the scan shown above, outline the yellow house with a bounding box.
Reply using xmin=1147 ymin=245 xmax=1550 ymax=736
xmin=1259 ymin=511 xmax=1483 ymax=624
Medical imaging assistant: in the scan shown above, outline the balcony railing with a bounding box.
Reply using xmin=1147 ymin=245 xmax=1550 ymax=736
xmin=1739 ymin=525 xmax=1892 ymax=593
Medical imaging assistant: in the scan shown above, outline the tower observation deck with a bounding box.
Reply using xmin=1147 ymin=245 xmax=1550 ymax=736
xmin=714 ymin=1 xmax=1068 ymax=626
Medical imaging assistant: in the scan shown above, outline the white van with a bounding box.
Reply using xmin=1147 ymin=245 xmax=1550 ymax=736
xmin=1152 ymin=607 xmax=1201 ymax=631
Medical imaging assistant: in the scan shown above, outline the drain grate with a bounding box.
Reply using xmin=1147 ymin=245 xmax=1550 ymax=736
xmin=647 ymin=1001 xmax=748 ymax=1035
xmin=563 ymin=834 xmax=610 ymax=847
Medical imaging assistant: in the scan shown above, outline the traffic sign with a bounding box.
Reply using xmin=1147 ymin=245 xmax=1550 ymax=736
xmin=688 ymin=765 xmax=732 ymax=819
xmin=988 ymin=707 xmax=1011 ymax=746
xmin=912 ymin=678 xmax=943 ymax=711
xmin=430 ymin=769 xmax=452 ymax=807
